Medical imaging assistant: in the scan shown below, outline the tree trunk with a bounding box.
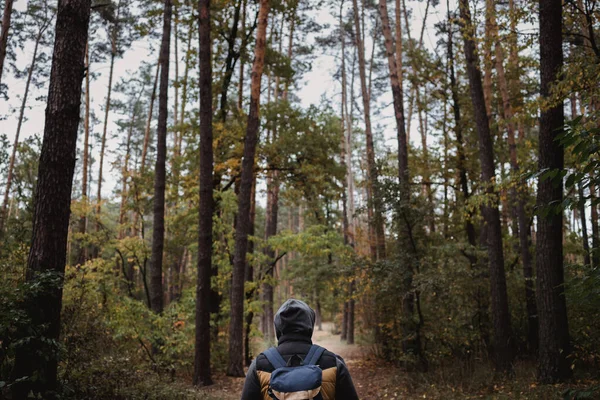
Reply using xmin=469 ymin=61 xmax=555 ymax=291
xmin=578 ymin=182 xmax=592 ymax=266
xmin=447 ymin=9 xmax=477 ymax=253
xmin=378 ymin=0 xmax=408 ymax=192
xmin=379 ymin=0 xmax=424 ymax=364
xmin=238 ymin=0 xmax=247 ymax=110
xmin=10 ymin=1 xmax=90 ymax=397
xmin=78 ymin=43 xmax=91 ymax=258
xmin=491 ymin=6 xmax=538 ymax=353
xmin=218 ymin=0 xmax=243 ymax=122
xmin=347 ymin=280 xmax=355 ymax=344
xmin=193 ymin=0 xmax=213 ymax=386
xmin=458 ymin=0 xmax=514 ymax=373
xmin=262 ymin=165 xmax=279 ymax=341
xmin=0 ymin=26 xmax=45 ymax=235
xmin=0 ymin=0 xmax=13 ymax=86
xmin=227 ymin=0 xmax=269 ymax=377
xmin=352 ymin=0 xmax=385 ymax=261
xmin=149 ymin=0 xmax=172 ymax=315
xmin=95 ymin=52 xmax=117 ymax=234
xmin=483 ymin=0 xmax=493 ymax=118
xmin=245 ymin=176 xmax=257 ymax=367
xmin=536 ymin=0 xmax=571 ymax=383
xmin=140 ymin=59 xmax=161 ymax=173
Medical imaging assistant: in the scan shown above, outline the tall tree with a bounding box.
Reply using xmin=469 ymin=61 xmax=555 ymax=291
xmin=379 ymin=0 xmax=424 ymax=363
xmin=78 ymin=42 xmax=91 ymax=259
xmin=536 ymin=0 xmax=571 ymax=381
xmin=352 ymin=0 xmax=386 ymax=261
xmin=378 ymin=0 xmax=408 ymax=190
xmin=227 ymin=0 xmax=270 ymax=377
xmin=149 ymin=0 xmax=172 ymax=315
xmin=0 ymin=0 xmax=13 ymax=86
xmin=490 ymin=0 xmax=538 ymax=352
xmin=10 ymin=0 xmax=91 ymax=396
xmin=458 ymin=0 xmax=514 ymax=372
xmin=193 ymin=0 xmax=214 ymax=387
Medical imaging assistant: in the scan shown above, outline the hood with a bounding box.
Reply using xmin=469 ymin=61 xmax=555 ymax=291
xmin=274 ymin=299 xmax=316 ymax=340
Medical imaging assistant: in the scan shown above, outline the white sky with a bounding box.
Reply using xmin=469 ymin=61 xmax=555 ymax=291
xmin=0 ymin=0 xmax=448 ymax=200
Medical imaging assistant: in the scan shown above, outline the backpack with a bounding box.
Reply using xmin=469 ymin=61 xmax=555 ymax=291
xmin=262 ymin=344 xmax=326 ymax=400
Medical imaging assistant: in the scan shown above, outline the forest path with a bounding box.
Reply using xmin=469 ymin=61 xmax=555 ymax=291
xmin=196 ymin=322 xmax=401 ymax=400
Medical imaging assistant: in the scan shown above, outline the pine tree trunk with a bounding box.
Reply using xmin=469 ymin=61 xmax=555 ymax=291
xmin=245 ymin=176 xmax=257 ymax=367
xmin=483 ymin=0 xmax=493 ymax=118
xmin=536 ymin=0 xmax=571 ymax=383
xmin=491 ymin=8 xmax=538 ymax=353
xmin=227 ymin=0 xmax=270 ymax=377
xmin=458 ymin=0 xmax=514 ymax=372
xmin=378 ymin=0 xmax=408 ymax=192
xmin=0 ymin=27 xmax=45 ymax=235
xmin=352 ymin=0 xmax=385 ymax=261
xmin=347 ymin=280 xmax=355 ymax=344
xmin=193 ymin=0 xmax=213 ymax=386
xmin=78 ymin=43 xmax=91 ymax=259
xmin=10 ymin=1 xmax=91 ymax=396
xmin=140 ymin=60 xmax=161 ymax=173
xmin=379 ymin=0 xmax=425 ymax=364
xmin=218 ymin=0 xmax=243 ymax=121
xmin=149 ymin=0 xmax=172 ymax=315
xmin=0 ymin=0 xmax=13 ymax=86
xmin=447 ymin=10 xmax=477 ymax=253
xmin=238 ymin=0 xmax=247 ymax=109
xmin=578 ymin=183 xmax=592 ymax=266
xmin=96 ymin=51 xmax=116 ymax=234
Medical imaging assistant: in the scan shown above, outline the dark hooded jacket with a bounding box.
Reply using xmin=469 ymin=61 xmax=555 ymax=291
xmin=240 ymin=299 xmax=359 ymax=400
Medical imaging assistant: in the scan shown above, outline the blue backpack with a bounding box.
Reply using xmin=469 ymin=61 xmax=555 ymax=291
xmin=262 ymin=345 xmax=326 ymax=400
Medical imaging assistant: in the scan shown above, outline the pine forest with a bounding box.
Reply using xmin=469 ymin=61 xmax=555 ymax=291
xmin=0 ymin=0 xmax=599 ymax=398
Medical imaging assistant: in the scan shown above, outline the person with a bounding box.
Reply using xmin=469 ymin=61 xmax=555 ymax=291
xmin=241 ymin=299 xmax=359 ymax=400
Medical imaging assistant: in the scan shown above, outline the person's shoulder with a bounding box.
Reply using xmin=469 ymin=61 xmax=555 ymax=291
xmin=318 ymin=347 xmax=339 ymax=369
xmin=254 ymin=352 xmax=273 ymax=372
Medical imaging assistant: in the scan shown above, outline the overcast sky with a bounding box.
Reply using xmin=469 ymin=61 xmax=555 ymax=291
xmin=0 ymin=0 xmax=448 ymax=200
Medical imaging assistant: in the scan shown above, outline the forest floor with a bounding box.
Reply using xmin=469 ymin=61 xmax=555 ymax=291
xmin=193 ymin=323 xmax=600 ymax=399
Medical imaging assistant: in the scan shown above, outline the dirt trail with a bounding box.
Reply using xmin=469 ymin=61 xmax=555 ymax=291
xmin=197 ymin=322 xmax=399 ymax=400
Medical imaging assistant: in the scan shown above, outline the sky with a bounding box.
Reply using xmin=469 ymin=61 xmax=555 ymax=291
xmin=0 ymin=0 xmax=449 ymax=200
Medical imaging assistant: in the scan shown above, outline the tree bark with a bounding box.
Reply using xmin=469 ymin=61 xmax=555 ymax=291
xmin=227 ymin=0 xmax=269 ymax=377
xmin=536 ymin=0 xmax=571 ymax=382
xmin=10 ymin=1 xmax=90 ymax=397
xmin=193 ymin=0 xmax=214 ymax=386
xmin=0 ymin=0 xmax=13 ymax=86
xmin=458 ymin=0 xmax=514 ymax=373
xmin=149 ymin=0 xmax=172 ymax=315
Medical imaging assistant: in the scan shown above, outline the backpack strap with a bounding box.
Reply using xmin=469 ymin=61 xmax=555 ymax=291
xmin=263 ymin=347 xmax=287 ymax=369
xmin=304 ymin=345 xmax=326 ymax=366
